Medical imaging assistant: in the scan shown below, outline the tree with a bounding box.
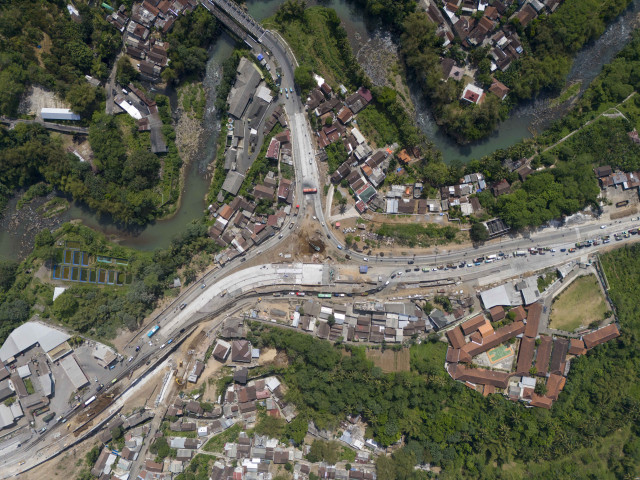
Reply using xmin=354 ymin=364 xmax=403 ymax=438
xmin=66 ymin=82 xmax=98 ymax=117
xmin=469 ymin=222 xmax=489 ymax=243
xmin=328 ymin=314 xmax=335 ymax=326
xmin=0 ymin=261 xmax=18 ymax=292
xmin=34 ymin=229 xmax=54 ymax=248
xmin=294 ymin=64 xmax=315 ymax=95
xmin=116 ymin=56 xmax=139 ymax=86
xmin=53 ymin=292 xmax=79 ymax=319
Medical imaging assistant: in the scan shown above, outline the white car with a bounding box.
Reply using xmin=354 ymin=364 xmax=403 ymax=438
xmin=467 ymin=263 xmax=473 ymax=267
xmin=363 ymin=257 xmax=368 ymax=262
xmin=385 ymin=280 xmax=390 ymax=285
xmin=312 ymin=215 xmax=317 ymax=220
xmin=600 ymin=225 xmax=607 ymax=229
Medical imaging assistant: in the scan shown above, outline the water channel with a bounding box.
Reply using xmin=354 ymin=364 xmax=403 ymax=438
xmin=0 ymin=0 xmax=638 ymax=259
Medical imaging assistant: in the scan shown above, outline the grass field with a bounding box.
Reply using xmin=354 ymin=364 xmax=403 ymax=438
xmin=366 ymin=348 xmax=410 ymax=373
xmin=550 ymin=274 xmax=609 ymax=331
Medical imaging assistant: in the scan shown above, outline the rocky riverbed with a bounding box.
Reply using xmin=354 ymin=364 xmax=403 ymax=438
xmin=0 ymin=191 xmax=70 ymax=260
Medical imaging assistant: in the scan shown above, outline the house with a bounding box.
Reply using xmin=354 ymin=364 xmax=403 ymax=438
xmin=253 ymin=185 xmax=275 ymax=201
xmin=461 ymin=84 xmax=485 ymax=104
xmin=594 ymin=165 xmax=613 ymax=178
xmin=524 ymin=303 xmax=542 ymax=338
xmin=461 ymin=315 xmax=487 ymax=335
xmin=492 ymin=178 xmax=510 ymax=197
xmin=535 ymin=335 xmax=553 ymax=376
xmin=446 ymin=326 xmax=466 ymax=349
xmin=515 ymin=4 xmax=537 ymax=26
xmin=337 ymin=106 xmax=353 ymax=124
xmin=489 ymin=78 xmax=510 ymax=100
xmin=516 ymin=336 xmax=535 ymax=375
xmin=232 ymin=340 xmax=251 ymax=363
xmin=448 ymin=364 xmax=510 ymax=388
xmin=489 ymin=306 xmax=505 ymax=322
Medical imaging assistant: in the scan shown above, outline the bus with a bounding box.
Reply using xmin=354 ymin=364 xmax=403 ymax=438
xmin=303 ymin=188 xmax=317 ymax=194
xmin=84 ymin=396 xmax=97 ymax=407
xmin=317 ymin=293 xmax=332 ymax=298
xmin=147 ymin=325 xmax=160 ymax=338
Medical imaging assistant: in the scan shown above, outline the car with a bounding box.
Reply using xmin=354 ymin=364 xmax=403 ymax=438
xmin=160 ymin=344 xmax=166 ymax=349
xmin=405 ymin=268 xmax=411 ymax=272
xmin=39 ymin=427 xmax=47 ymax=434
xmin=149 ymin=341 xmax=153 ymax=346
xmin=551 ymin=249 xmax=556 ymax=252
xmin=289 ymin=87 xmax=293 ymax=93
xmin=135 ymin=345 xmax=140 ymax=352
xmin=312 ymin=215 xmax=317 ymax=220
xmin=397 ymin=271 xmax=403 ymax=276
xmin=128 ymin=356 xmax=133 ymax=362
xmin=467 ymin=263 xmax=473 ymax=267
xmin=280 ymin=88 xmax=283 ymax=94
xmin=96 ymin=384 xmax=104 ymax=392
xmin=121 ymin=88 xmax=128 ymax=95
xmin=201 ymin=283 xmax=206 ymax=289
xmin=167 ymin=339 xmax=173 ymax=345
xmin=285 ymin=93 xmax=289 ymax=99
xmin=601 ymin=225 xmax=607 ymax=229
xmin=289 ymin=223 xmax=294 ymax=229
xmin=560 ymin=248 xmax=566 ymax=252
xmin=391 ymin=274 xmax=396 ymax=279
xmin=179 ymin=303 xmax=187 ymax=310
xmin=408 ymin=260 xmax=414 ymax=264
xmin=109 ymin=364 xmax=116 ymax=370
xmin=363 ymin=257 xmax=368 ymax=261
xmin=337 ymin=245 xmax=343 ymax=250
xmin=321 ymin=222 xmax=325 ymax=226
xmin=241 ymin=257 xmax=247 ymax=262
xmin=414 ymin=268 xmax=420 ymax=271
xmin=385 ymin=280 xmax=390 ymax=285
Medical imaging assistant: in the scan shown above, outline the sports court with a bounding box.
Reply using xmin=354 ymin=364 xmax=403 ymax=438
xmin=487 ymin=344 xmax=514 ymax=364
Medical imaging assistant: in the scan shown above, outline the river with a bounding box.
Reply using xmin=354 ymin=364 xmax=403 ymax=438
xmin=0 ymin=0 xmax=638 ymax=260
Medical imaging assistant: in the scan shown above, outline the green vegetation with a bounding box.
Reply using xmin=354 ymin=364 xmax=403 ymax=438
xmin=469 ymin=222 xmax=489 ymax=243
xmin=0 ymin=0 xmax=115 ymax=118
xmin=307 ymin=440 xmax=355 ymax=464
xmin=179 ymin=83 xmax=207 ymax=121
xmin=550 ymin=81 xmax=582 ymax=107
xmin=325 ymin=142 xmax=348 ymax=173
xmin=202 ymin=423 xmax=242 ymax=452
xmin=16 ymin=183 xmax=53 ymax=210
xmin=23 ymin=377 xmax=34 ymax=395
xmin=0 ymin=221 xmax=219 ymax=345
xmin=162 ymin=6 xmax=220 ymax=84
xmin=537 ymin=271 xmax=558 ymax=292
xmin=150 ymin=437 xmax=177 ymax=461
xmin=175 ymin=454 xmax=217 ymax=480
xmin=549 ymin=274 xmax=610 ymax=331
xmin=376 ymin=223 xmax=458 ymax=247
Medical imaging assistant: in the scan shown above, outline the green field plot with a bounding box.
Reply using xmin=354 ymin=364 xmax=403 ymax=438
xmin=550 ymin=275 xmax=610 ymax=331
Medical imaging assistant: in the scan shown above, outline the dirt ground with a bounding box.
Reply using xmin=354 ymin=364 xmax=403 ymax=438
xmin=602 ymin=186 xmax=639 ymax=221
xmin=258 ymin=347 xmax=277 ymax=365
xmin=126 ymin=366 xmax=170 ymax=411
xmin=33 ymin=32 xmax=52 ymax=68
xmin=20 ymin=438 xmax=98 ymax=480
xmin=365 ymin=348 xmax=410 ymax=373
xmin=19 ymin=86 xmax=70 ymax=117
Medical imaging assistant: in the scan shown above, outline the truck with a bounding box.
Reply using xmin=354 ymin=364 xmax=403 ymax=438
xmin=42 ymin=412 xmax=56 ymax=423
xmin=303 ymin=188 xmax=317 ymax=194
xmin=147 ymin=325 xmax=160 ymax=338
xmin=514 ymin=250 xmax=527 ymax=257
xmin=84 ymin=396 xmax=97 ymax=407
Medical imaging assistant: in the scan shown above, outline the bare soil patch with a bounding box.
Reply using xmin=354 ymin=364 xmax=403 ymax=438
xmin=550 ymin=274 xmax=610 ymax=332
xmin=365 ymin=348 xmax=410 ymax=373
xmin=20 ymin=440 xmax=97 ymax=480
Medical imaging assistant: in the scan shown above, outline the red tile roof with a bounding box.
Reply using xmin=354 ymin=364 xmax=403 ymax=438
xmin=583 ymin=324 xmax=620 ymax=349
xmin=546 ymin=373 xmax=566 ymax=400
xmin=461 ymin=314 xmax=486 ymax=335
xmin=524 ymin=303 xmax=542 ymax=338
xmin=568 ymin=338 xmax=587 ymax=356
xmin=511 ymin=305 xmax=526 ymax=322
xmin=446 ymin=326 xmax=466 ymax=349
xmin=489 ymin=305 xmax=505 ymax=321
xmin=535 ymin=335 xmax=552 ymax=376
xmin=530 ymin=394 xmax=553 ymax=409
xmin=516 ymin=336 xmax=535 ymax=375
xmin=462 ymin=321 xmax=525 ymax=357
xmin=448 ymin=364 xmax=510 ymax=388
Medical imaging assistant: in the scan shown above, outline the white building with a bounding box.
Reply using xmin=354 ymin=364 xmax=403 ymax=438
xmin=40 ymin=108 xmax=81 ymax=121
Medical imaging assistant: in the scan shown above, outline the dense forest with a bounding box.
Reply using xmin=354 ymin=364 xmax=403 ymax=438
xmin=247 ymin=243 xmax=640 ymax=478
xmin=0 ymin=0 xmax=117 ymax=117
